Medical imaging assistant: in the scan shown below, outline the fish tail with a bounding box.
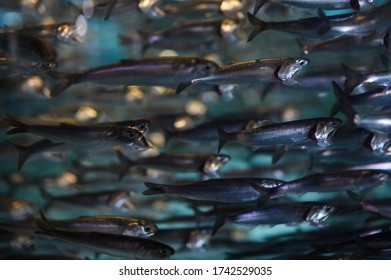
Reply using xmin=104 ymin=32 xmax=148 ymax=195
xmin=175 ymin=81 xmax=192 ymax=94
xmin=253 ymin=0 xmax=265 ymax=14
xmin=143 ymin=182 xmax=166 ymax=195
xmin=217 ymin=124 xmax=229 ymax=153
xmin=6 ymin=141 xmax=31 ymax=171
xmin=116 ymin=151 xmax=132 ymax=180
xmin=341 ymin=63 xmax=363 ymax=93
xmin=3 ymin=113 xmax=27 ymax=135
xmin=246 ymin=12 xmax=267 ymax=42
xmin=331 ymin=81 xmax=356 ymax=119
xmin=136 ymin=30 xmax=150 ymax=54
xmin=48 ymin=71 xmax=74 ymax=97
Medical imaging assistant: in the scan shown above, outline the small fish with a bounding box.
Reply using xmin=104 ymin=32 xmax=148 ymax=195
xmin=143 ymin=177 xmax=285 ymax=205
xmin=273 ymin=169 xmax=389 ymax=197
xmin=118 ymin=151 xmax=230 ymax=179
xmin=49 ymin=56 xmax=219 ymax=96
xmin=38 ymin=210 xmax=157 ymax=237
xmin=36 ymin=221 xmax=174 ymax=259
xmin=347 ymin=191 xmax=391 ymax=219
xmin=3 ymin=114 xmax=148 ymax=151
xmin=0 ymin=196 xmax=38 ymax=221
xmin=217 ymin=117 xmax=341 ymax=152
xmin=214 ymin=202 xmax=335 ymax=234
xmin=176 ymin=57 xmax=309 ymax=94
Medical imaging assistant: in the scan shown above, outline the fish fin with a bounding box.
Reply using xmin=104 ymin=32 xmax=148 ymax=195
xmin=212 ymin=211 xmax=225 ymax=236
xmin=116 ymin=151 xmax=131 ymax=180
xmin=381 ymin=54 xmax=390 ymax=69
xmin=272 ymin=145 xmax=287 ymax=165
xmin=48 ymin=71 xmax=73 ymax=97
xmin=246 ymin=12 xmax=267 ymax=42
xmin=350 ymin=0 xmax=361 ymax=11
xmin=253 ymin=0 xmax=265 ymax=14
xmin=217 ymin=123 xmax=229 ymax=153
xmin=329 ymin=101 xmax=341 ymax=118
xmin=104 ymin=0 xmax=117 ymax=20
xmin=331 ymin=81 xmax=356 ymax=119
xmin=39 ymin=209 xmax=49 ymax=223
xmin=6 ymin=141 xmax=31 ymax=171
xmin=143 ymin=182 xmax=165 ymax=195
xmin=358 ymin=0 xmax=377 ymax=11
xmin=340 ymin=63 xmax=363 ymax=93
xmin=38 ymin=185 xmax=54 ymax=202
xmin=260 ymin=83 xmax=274 ymax=101
xmin=3 ymin=113 xmax=27 ymax=135
xmin=249 ymin=181 xmax=270 ymax=208
xmin=316 ymin=10 xmax=330 ymax=35
xmin=175 ymin=81 xmax=192 ymax=94
xmin=136 ymin=30 xmax=150 ymax=54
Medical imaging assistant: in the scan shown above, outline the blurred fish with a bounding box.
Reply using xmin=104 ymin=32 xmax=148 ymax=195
xmin=272 ymin=169 xmax=389 ymax=197
xmin=3 ymin=114 xmax=149 ymax=151
xmin=36 ymin=220 xmax=174 ymax=259
xmin=49 ymin=56 xmax=219 ymax=96
xmin=176 ymin=57 xmax=309 ymax=95
xmin=347 ymin=191 xmax=391 ymax=219
xmin=38 ymin=210 xmax=157 ymax=237
xmin=0 ymin=196 xmax=38 ymax=221
xmin=118 ymin=151 xmax=230 ymax=179
xmin=217 ymin=117 xmax=341 ymax=152
xmin=143 ymin=177 xmax=285 ymax=205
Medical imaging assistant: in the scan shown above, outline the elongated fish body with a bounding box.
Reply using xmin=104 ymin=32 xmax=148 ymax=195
xmin=273 ymin=170 xmax=389 ymax=196
xmin=51 ymin=56 xmax=219 ymax=96
xmin=347 ymin=191 xmax=391 ymax=219
xmin=143 ymin=178 xmax=285 ymax=203
xmin=190 ymin=57 xmax=308 ymax=86
xmin=3 ymin=114 xmax=146 ymax=150
xmin=354 ymin=113 xmax=391 ymax=135
xmin=225 ymin=202 xmax=335 ymax=227
xmin=36 ymin=222 xmax=174 ymax=259
xmin=347 ymin=87 xmax=391 ymax=107
xmin=218 ymin=117 xmax=341 ymax=151
xmin=119 ymin=152 xmax=230 ymax=175
xmin=40 ymin=214 xmax=157 ymax=237
xmin=248 ymin=2 xmax=391 ymax=41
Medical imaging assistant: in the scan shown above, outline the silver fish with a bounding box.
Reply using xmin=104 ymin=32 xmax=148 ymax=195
xmin=176 ymin=57 xmax=309 ymax=94
xmin=347 ymin=191 xmax=391 ymax=219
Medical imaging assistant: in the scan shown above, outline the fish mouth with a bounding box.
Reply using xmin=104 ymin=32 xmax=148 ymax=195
xmin=370 ymin=134 xmax=391 ymax=155
xmin=305 ymin=205 xmax=335 ymax=227
xmin=203 ymin=155 xmax=230 ymax=176
xmin=278 ymin=58 xmax=309 ymax=85
xmin=314 ymin=120 xmax=341 ymax=147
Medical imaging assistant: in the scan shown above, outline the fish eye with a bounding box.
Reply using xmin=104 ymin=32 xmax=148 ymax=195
xmin=43 ymin=61 xmax=56 ymax=69
xmin=297 ymin=59 xmax=307 ymax=66
xmin=144 ymin=225 xmax=152 ymax=233
xmin=159 ymin=248 xmax=170 ymax=256
xmin=137 ymin=123 xmax=146 ymax=131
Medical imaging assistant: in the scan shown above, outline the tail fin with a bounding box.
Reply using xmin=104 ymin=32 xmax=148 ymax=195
xmin=341 ymin=63 xmax=363 ymax=93
xmin=48 ymin=71 xmax=73 ymax=97
xmin=346 ymin=190 xmax=365 ymax=204
xmin=246 ymin=12 xmax=267 ymax=42
xmin=175 ymin=81 xmax=192 ymax=94
xmin=143 ymin=182 xmax=166 ymax=195
xmin=6 ymin=141 xmax=31 ymax=171
xmin=253 ymin=0 xmax=265 ymax=14
xmin=331 ymin=81 xmax=356 ymax=119
xmin=217 ymin=124 xmax=229 ymax=153
xmin=39 ymin=209 xmax=49 ymax=223
xmin=3 ymin=113 xmax=27 ymax=135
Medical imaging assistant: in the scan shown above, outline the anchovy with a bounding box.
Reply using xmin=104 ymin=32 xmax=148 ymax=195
xmin=217 ymin=117 xmax=341 ymax=152
xmin=214 ymin=202 xmax=335 ymax=234
xmin=38 ymin=211 xmax=157 ymax=237
xmin=143 ymin=177 xmax=285 ymax=204
xmin=176 ymin=57 xmax=309 ymax=94
xmin=272 ymin=169 xmax=389 ymax=197
xmin=247 ymin=2 xmax=391 ymax=41
xmin=3 ymin=114 xmax=148 ymax=151
xmin=0 ymin=196 xmax=38 ymax=221
xmin=49 ymin=56 xmax=219 ymax=96
xmin=347 ymin=191 xmax=391 ymax=219
xmin=124 ymin=18 xmax=241 ymax=53
xmin=118 ymin=151 xmax=230 ymax=179
xmin=36 ymin=221 xmax=174 ymax=259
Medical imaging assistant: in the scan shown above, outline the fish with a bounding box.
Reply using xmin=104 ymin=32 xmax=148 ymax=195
xmin=217 ymin=117 xmax=341 ymax=152
xmin=124 ymin=18 xmax=242 ymax=53
xmin=143 ymin=177 xmax=286 ymax=205
xmin=272 ymin=169 xmax=389 ymax=197
xmin=35 ymin=220 xmax=174 ymax=259
xmin=117 ymin=151 xmax=230 ymax=179
xmin=38 ymin=210 xmax=158 ymax=237
xmin=176 ymin=57 xmax=309 ymax=94
xmin=347 ymin=191 xmax=391 ymax=219
xmin=247 ymin=2 xmax=391 ymax=41
xmin=49 ymin=56 xmax=219 ymax=96
xmin=214 ymin=202 xmax=335 ymax=234
xmin=3 ymin=114 xmax=148 ymax=151
xmin=253 ymin=0 xmax=376 ymax=14
xmin=0 ymin=196 xmax=38 ymax=221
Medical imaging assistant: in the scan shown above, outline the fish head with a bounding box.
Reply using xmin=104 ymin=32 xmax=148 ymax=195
xmin=126 ymin=136 xmax=150 ymax=152
xmin=277 ymin=57 xmax=309 ymax=85
xmin=352 ymin=170 xmax=390 ymax=190
xmin=369 ymin=133 xmax=391 ymax=155
xmin=105 ymin=127 xmax=147 ymax=150
xmin=41 ymin=60 xmax=57 ymax=70
xmin=220 ymin=19 xmax=242 ymax=42
xmin=136 ymin=242 xmax=175 ymax=259
xmin=314 ymin=118 xmax=342 ymax=147
xmin=305 ymin=204 xmax=335 ymax=227
xmin=56 ymin=16 xmax=87 ymax=46
xmin=192 ymin=58 xmax=220 ymax=76
xmin=123 ymin=220 xmax=158 ymax=237
xmin=203 ymin=154 xmax=230 ymax=175
xmin=186 ymin=229 xmax=212 ymax=251
xmin=9 ymin=234 xmax=35 ymax=253
xmin=138 ymin=0 xmax=165 ymax=18
xmin=132 ymin=120 xmax=151 ymax=134
xmin=108 ymin=190 xmax=136 ymax=211
xmin=9 ymin=200 xmax=38 ymax=220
